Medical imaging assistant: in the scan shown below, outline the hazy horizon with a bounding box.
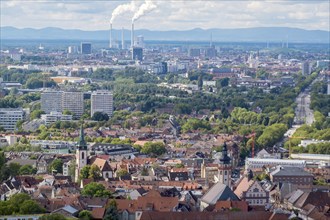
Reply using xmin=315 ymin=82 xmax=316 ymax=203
xmin=1 ymin=0 xmax=329 ymax=32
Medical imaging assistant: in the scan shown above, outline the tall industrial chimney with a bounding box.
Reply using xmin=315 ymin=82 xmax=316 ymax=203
xmin=109 ymin=23 xmax=113 ymax=48
xmin=131 ymin=22 xmax=134 ymax=48
xmin=121 ymin=27 xmax=125 ymax=49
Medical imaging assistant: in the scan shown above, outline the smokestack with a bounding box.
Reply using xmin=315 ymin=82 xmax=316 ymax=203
xmin=131 ymin=22 xmax=134 ymax=48
xmin=121 ymin=27 xmax=125 ymax=49
xmin=109 ymin=23 xmax=113 ymax=48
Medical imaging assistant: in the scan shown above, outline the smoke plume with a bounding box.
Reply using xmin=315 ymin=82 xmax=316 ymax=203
xmin=132 ymin=0 xmax=157 ymax=22
xmin=110 ymin=1 xmax=137 ymax=24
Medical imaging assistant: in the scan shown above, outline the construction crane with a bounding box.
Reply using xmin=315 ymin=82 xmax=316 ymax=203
xmin=288 ymin=136 xmax=306 ymax=158
xmin=245 ymin=132 xmax=256 ymax=158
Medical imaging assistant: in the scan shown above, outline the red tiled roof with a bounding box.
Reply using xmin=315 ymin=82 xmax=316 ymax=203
xmin=91 ymin=207 xmax=106 ymax=219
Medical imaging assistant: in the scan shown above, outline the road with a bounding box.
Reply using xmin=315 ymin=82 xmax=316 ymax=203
xmin=294 ymin=92 xmax=314 ymax=125
xmin=276 ymin=76 xmax=321 ymax=151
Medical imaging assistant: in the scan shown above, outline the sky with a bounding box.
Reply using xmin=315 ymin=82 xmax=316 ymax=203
xmin=1 ymin=0 xmax=329 ymax=31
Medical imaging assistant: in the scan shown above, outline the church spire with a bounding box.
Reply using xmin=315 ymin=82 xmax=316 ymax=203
xmin=77 ymin=123 xmax=87 ymax=150
xmin=220 ymin=142 xmax=231 ymax=164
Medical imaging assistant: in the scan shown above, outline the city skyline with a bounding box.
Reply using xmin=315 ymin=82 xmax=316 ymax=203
xmin=1 ymin=0 xmax=329 ymax=31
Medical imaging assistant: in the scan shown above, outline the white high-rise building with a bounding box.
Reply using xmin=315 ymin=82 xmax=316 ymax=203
xmin=41 ymin=91 xmax=63 ymax=114
xmin=91 ymin=90 xmax=113 ymax=117
xmin=62 ymin=92 xmax=84 ymax=119
xmin=135 ymin=35 xmax=144 ymax=48
xmin=302 ymin=62 xmax=311 ymax=75
xmin=41 ymin=90 xmax=84 ymax=119
xmin=0 ymin=108 xmax=24 ymax=131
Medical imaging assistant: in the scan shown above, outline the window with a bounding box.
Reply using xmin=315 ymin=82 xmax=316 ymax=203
xmin=253 ymin=188 xmax=259 ymax=192
xmin=81 ymin=152 xmax=85 ymax=160
xmin=224 ymin=171 xmax=227 ymax=175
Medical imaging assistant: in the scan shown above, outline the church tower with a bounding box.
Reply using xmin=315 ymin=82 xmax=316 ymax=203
xmin=75 ymin=124 xmax=87 ymax=182
xmin=218 ymin=142 xmax=232 ymax=187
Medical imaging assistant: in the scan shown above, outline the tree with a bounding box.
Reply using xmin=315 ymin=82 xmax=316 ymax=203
xmin=80 ymin=165 xmax=91 ymax=180
xmin=81 ymin=182 xmax=112 ymax=197
xmin=39 ymin=213 xmax=67 ymax=220
xmin=116 ymin=169 xmax=129 ymax=178
xmin=88 ymin=164 xmax=101 ymax=180
xmin=140 ymin=142 xmax=166 ymax=157
xmin=8 ymin=162 xmax=21 ymax=177
xmin=216 ymin=78 xmax=229 ymax=89
xmin=63 ymin=109 xmax=73 ymax=115
xmin=257 ymin=123 xmax=287 ymax=147
xmin=0 ymin=193 xmax=45 ymax=215
xmin=104 ymin=199 xmax=119 ymax=220
xmin=19 ymin=164 xmax=37 ymax=175
xmin=19 ymin=200 xmax=45 ymax=214
xmin=92 ymin=112 xmax=110 ymax=121
xmin=181 ymin=118 xmax=211 ymax=133
xmin=78 ymin=210 xmax=92 ymax=220
xmin=49 ymin=158 xmax=64 ymax=174
xmin=174 ymin=103 xmax=192 ymax=115
xmin=30 ymin=109 xmax=45 ymax=120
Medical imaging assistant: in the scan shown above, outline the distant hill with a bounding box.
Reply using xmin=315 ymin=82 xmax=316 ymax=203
xmin=1 ymin=26 xmax=329 ymax=43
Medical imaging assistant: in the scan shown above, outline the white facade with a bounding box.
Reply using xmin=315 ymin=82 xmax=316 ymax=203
xmin=301 ymin=62 xmax=311 ymax=75
xmin=63 ymin=160 xmax=72 ymax=176
xmin=0 ymin=108 xmax=24 ymax=131
xmin=75 ymin=148 xmax=87 ymax=182
xmin=41 ymin=91 xmax=84 ymax=119
xmin=244 ymin=181 xmax=268 ymax=206
xmin=245 ymin=158 xmax=306 ymax=170
xmin=217 ymin=164 xmax=231 ymax=187
xmin=41 ymin=91 xmax=63 ymax=114
xmin=135 ymin=35 xmax=144 ymax=48
xmin=62 ymin=92 xmax=84 ymax=119
xmin=41 ymin=111 xmax=72 ymax=125
xmin=91 ymin=90 xmax=113 ymax=118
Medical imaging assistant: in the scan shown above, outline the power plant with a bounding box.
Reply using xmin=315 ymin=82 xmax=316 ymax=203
xmin=131 ymin=22 xmax=134 ymax=49
xmin=108 ymin=0 xmax=157 ymax=59
xmin=109 ymin=23 xmax=112 ymax=48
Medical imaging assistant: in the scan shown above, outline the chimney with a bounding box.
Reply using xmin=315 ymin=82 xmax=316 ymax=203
xmin=109 ymin=23 xmax=113 ymax=48
xmin=131 ymin=22 xmax=134 ymax=48
xmin=121 ymin=27 xmax=125 ymax=49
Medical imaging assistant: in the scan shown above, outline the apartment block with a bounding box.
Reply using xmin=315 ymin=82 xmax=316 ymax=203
xmin=91 ymin=90 xmax=113 ymax=118
xmin=0 ymin=108 xmax=24 ymax=131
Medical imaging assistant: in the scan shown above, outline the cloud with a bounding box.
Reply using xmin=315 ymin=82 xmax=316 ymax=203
xmin=0 ymin=0 xmax=329 ymax=31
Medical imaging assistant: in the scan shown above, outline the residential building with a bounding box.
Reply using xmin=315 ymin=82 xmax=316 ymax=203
xmin=200 ymin=182 xmax=239 ymax=211
xmin=168 ymin=168 xmax=189 ymax=181
xmin=62 ymin=92 xmax=84 ymax=119
xmin=0 ymin=108 xmax=24 ymax=131
xmin=62 ymin=160 xmax=72 ymax=176
xmin=270 ymin=166 xmax=313 ymax=186
xmin=91 ymin=90 xmax=113 ymax=118
xmin=301 ymin=61 xmax=311 ymax=75
xmin=234 ymin=176 xmax=269 ymax=206
xmin=91 ymin=158 xmax=113 ymax=179
xmin=115 ymin=190 xmax=179 ymax=220
xmin=41 ymin=111 xmax=72 ymax=125
xmin=41 ymin=91 xmax=63 ymax=114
